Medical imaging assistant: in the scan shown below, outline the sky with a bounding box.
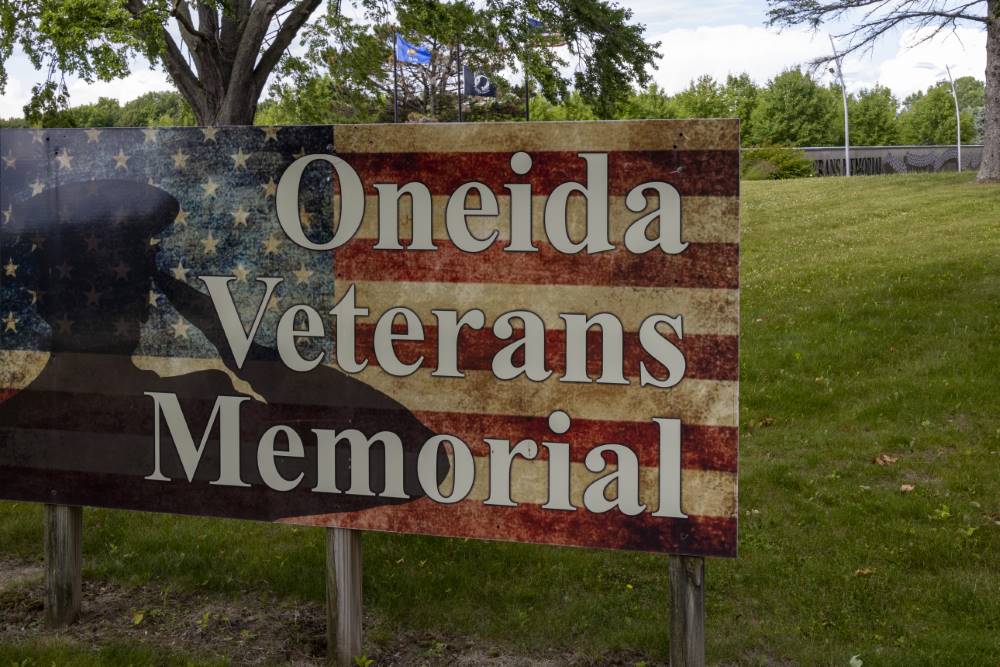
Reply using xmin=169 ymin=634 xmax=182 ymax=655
xmin=0 ymin=0 xmax=989 ymax=118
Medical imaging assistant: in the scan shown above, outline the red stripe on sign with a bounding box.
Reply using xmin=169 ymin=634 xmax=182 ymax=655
xmin=286 ymin=497 xmax=737 ymax=556
xmin=336 ymin=241 xmax=739 ymax=289
xmin=341 ymin=151 xmax=739 ymax=197
xmin=412 ymin=411 xmax=738 ymax=472
xmin=355 ymin=325 xmax=738 ymax=382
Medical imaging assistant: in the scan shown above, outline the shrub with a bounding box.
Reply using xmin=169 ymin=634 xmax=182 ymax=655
xmin=741 ymin=146 xmax=814 ymax=180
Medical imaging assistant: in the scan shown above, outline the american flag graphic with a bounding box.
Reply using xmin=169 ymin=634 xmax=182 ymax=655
xmin=0 ymin=121 xmax=739 ymax=556
xmin=0 ymin=126 xmax=336 ymax=356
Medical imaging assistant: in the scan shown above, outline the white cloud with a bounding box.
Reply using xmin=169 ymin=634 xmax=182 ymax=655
xmin=63 ymin=65 xmax=171 ymax=108
xmin=1 ymin=54 xmax=171 ymax=119
xmin=0 ymin=76 xmax=29 ymax=118
xmin=646 ymin=23 xmax=987 ymax=99
xmin=850 ymin=27 xmax=986 ymax=98
xmin=648 ymin=24 xmax=827 ymax=92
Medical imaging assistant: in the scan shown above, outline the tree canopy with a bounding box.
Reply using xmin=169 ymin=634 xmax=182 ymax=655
xmin=0 ymin=0 xmax=660 ymax=125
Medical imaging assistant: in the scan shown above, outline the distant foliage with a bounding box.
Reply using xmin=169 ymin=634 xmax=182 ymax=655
xmin=750 ymin=69 xmax=839 ymax=147
xmin=2 ymin=91 xmax=194 ymax=128
xmin=741 ymin=146 xmax=814 ymax=180
xmin=2 ymin=66 xmax=987 ymax=154
xmin=899 ymin=83 xmax=978 ymax=145
xmin=849 ymin=85 xmax=900 ymax=146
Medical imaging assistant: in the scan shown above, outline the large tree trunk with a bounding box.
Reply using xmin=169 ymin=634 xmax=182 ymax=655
xmin=979 ymin=0 xmax=1000 ymax=182
xmin=134 ymin=0 xmax=324 ymax=126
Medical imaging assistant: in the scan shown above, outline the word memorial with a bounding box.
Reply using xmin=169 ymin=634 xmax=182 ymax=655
xmin=0 ymin=121 xmax=739 ymax=557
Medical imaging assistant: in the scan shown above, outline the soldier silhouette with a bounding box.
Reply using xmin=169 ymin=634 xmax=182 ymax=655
xmin=0 ymin=180 xmax=447 ymax=520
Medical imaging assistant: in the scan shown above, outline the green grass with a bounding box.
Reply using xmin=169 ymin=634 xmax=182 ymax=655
xmin=3 ymin=172 xmax=1000 ymax=665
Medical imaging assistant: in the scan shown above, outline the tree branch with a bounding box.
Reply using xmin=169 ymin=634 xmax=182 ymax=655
xmin=161 ymin=29 xmax=210 ymax=118
xmin=252 ymin=0 xmax=323 ymax=94
xmin=170 ymin=0 xmax=213 ymax=42
xmin=768 ymin=0 xmax=989 ymax=65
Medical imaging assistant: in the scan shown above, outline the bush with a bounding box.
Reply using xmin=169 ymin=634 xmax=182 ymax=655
xmin=741 ymin=146 xmax=814 ymax=180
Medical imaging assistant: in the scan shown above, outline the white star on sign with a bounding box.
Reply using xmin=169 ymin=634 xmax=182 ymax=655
xmin=233 ymin=263 xmax=250 ymax=283
xmin=113 ymin=149 xmax=130 ymax=171
xmin=172 ymin=317 xmax=191 ymax=338
xmin=201 ymin=232 xmax=220 ymax=255
xmin=202 ymin=178 xmax=220 ymax=198
xmin=2 ymin=151 xmax=15 ymax=169
xmin=2 ymin=205 xmax=11 ymax=225
xmin=3 ymin=259 xmax=17 ymax=277
xmin=85 ymin=128 xmax=102 ymax=143
xmin=202 ymin=127 xmax=219 ymax=142
xmin=263 ymin=235 xmax=282 ymax=255
xmin=148 ymin=290 xmax=160 ymax=307
xmin=293 ymin=263 xmax=314 ymax=285
xmin=171 ymin=260 xmax=189 ymax=281
xmin=3 ymin=312 xmax=17 ymax=333
xmin=55 ymin=316 xmax=74 ymax=334
xmin=172 ymin=149 xmax=189 ymax=169
xmin=31 ymin=129 xmax=44 ymax=143
xmin=143 ymin=127 xmax=159 ymax=143
xmin=262 ymin=126 xmax=279 ymax=142
xmin=55 ymin=150 xmax=73 ymax=170
xmin=231 ymin=147 xmax=250 ymax=169
xmin=30 ymin=179 xmax=44 ymax=195
xmin=261 ymin=178 xmax=277 ymax=198
xmin=231 ymin=206 xmax=250 ymax=226
xmin=174 ymin=208 xmax=189 ymax=226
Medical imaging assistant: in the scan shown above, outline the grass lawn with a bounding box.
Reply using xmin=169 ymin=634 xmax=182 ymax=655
xmin=2 ymin=172 xmax=1000 ymax=665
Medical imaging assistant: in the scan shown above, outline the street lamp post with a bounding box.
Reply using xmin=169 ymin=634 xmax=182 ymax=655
xmin=829 ymin=35 xmax=850 ymax=177
xmin=917 ymin=62 xmax=962 ymax=172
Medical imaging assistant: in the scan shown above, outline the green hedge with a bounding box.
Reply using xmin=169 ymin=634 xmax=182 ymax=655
xmin=741 ymin=146 xmax=814 ymax=180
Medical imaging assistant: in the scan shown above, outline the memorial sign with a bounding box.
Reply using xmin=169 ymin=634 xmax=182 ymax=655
xmin=0 ymin=121 xmax=739 ymax=557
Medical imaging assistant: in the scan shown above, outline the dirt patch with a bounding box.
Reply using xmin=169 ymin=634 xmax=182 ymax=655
xmin=1 ymin=558 xmax=327 ymax=664
xmin=0 ymin=559 xmax=42 ymax=592
xmin=0 ymin=558 xmax=663 ymax=666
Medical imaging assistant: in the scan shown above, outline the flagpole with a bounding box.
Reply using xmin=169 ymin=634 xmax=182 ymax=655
xmin=392 ymin=31 xmax=399 ymax=123
xmin=457 ymin=43 xmax=463 ymax=122
xmin=523 ymin=18 xmax=530 ymax=121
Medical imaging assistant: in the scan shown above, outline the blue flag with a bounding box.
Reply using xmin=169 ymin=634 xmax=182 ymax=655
xmin=395 ymin=34 xmax=432 ymax=65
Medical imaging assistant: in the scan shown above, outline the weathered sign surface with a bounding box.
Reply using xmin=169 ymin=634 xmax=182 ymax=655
xmin=0 ymin=121 xmax=739 ymax=556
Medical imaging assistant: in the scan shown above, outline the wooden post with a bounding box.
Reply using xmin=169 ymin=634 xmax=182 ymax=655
xmin=44 ymin=504 xmax=82 ymax=628
xmin=326 ymin=527 xmax=363 ymax=666
xmin=669 ymin=555 xmax=705 ymax=667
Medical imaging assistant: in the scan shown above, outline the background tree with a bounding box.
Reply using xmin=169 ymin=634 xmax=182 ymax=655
xmin=849 ymin=85 xmax=900 ymax=145
xmin=767 ymin=0 xmax=1000 ymax=182
xmin=898 ymin=82 xmax=978 ymax=144
xmin=750 ymin=68 xmax=839 ymax=146
xmin=672 ymin=75 xmax=729 ymax=118
xmin=0 ymin=0 xmax=658 ymax=125
xmin=723 ymin=73 xmax=760 ymax=143
xmin=618 ymin=84 xmax=678 ymax=119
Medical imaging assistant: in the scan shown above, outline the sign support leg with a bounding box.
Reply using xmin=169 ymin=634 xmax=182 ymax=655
xmin=44 ymin=504 xmax=82 ymax=628
xmin=669 ymin=555 xmax=705 ymax=667
xmin=326 ymin=527 xmax=363 ymax=666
